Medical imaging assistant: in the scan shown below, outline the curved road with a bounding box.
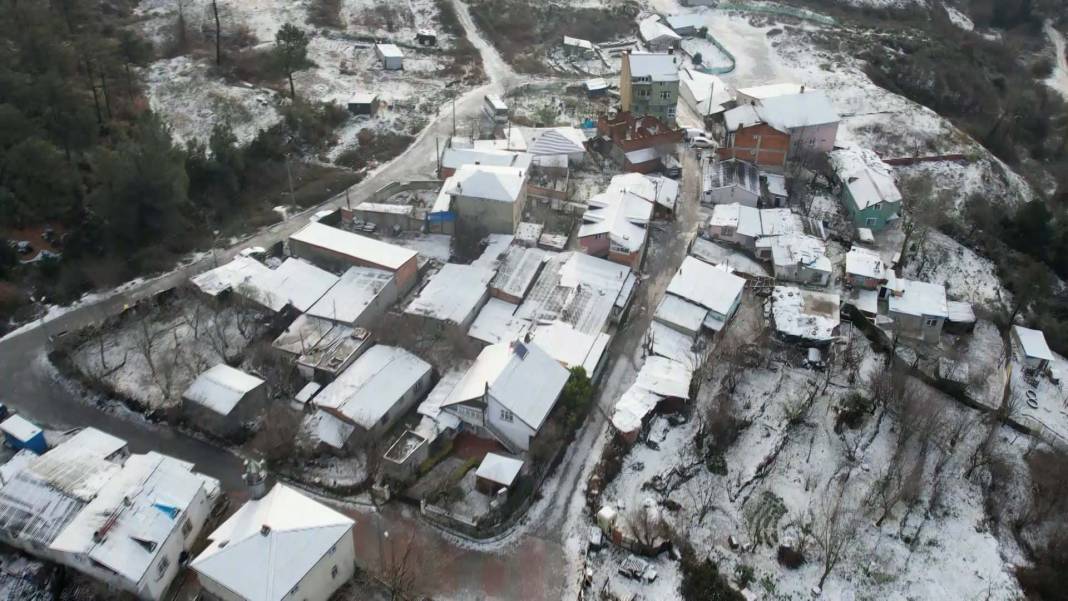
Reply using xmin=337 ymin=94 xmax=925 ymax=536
xmin=0 ymin=3 xmax=699 ymax=599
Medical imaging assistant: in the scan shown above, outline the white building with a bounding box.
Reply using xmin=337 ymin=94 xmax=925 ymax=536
xmin=1012 ymin=326 xmax=1055 ymax=373
xmin=375 ymin=43 xmax=404 ymax=70
xmin=0 ymin=431 xmax=220 ymax=601
xmin=771 ymin=286 xmax=841 ymax=346
xmin=440 ymin=147 xmax=532 ymax=177
xmin=440 ymin=341 xmax=569 ymax=452
xmin=405 ymin=263 xmax=495 ymax=329
xmin=638 ymin=15 xmax=682 ymax=50
xmin=885 ymin=278 xmax=948 ymax=343
xmin=309 ymin=345 xmax=433 ymax=446
xmin=679 ymin=68 xmax=731 ymax=117
xmin=734 ymin=82 xmax=804 ymax=105
xmin=192 ymin=484 xmax=356 ymax=601
xmin=758 ymin=234 xmax=832 ymax=286
xmin=664 ymin=256 xmax=746 ymax=332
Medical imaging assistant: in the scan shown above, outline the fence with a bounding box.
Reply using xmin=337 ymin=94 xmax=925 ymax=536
xmin=716 ymin=3 xmax=838 ymax=26
xmin=370 ymin=180 xmax=442 ymax=203
xmin=693 ymin=34 xmax=737 ymax=76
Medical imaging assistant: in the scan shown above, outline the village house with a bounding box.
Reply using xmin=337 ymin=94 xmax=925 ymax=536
xmin=440 ymin=341 xmax=569 ymax=453
xmin=758 ymin=234 xmax=832 ymax=286
xmin=288 ymin=222 xmax=420 ymax=292
xmin=611 ymin=355 xmax=694 ymax=443
xmin=620 ymin=52 xmax=680 ymax=125
xmin=662 ymin=256 xmax=747 ymax=334
xmin=828 ymin=147 xmax=903 ymax=231
xmin=596 ymin=111 xmax=684 ymax=173
xmin=703 ymin=158 xmax=762 ymax=206
xmin=307 ymin=345 xmax=433 ymax=449
xmin=679 ymin=68 xmax=731 ymax=121
xmin=563 ymin=36 xmax=596 ymax=59
xmin=771 ymin=286 xmax=841 ymax=346
xmin=884 ymin=278 xmax=948 ymax=343
xmin=1012 ymin=326 xmax=1055 ymax=374
xmin=182 ymin=364 xmax=268 ymax=439
xmin=374 ymin=43 xmax=403 ymax=70
xmin=706 ymin=203 xmax=805 ymax=251
xmin=346 ymin=93 xmax=378 ymax=116
xmin=192 ymin=483 xmax=356 ymax=601
xmin=440 ymin=164 xmax=528 ymax=234
xmin=305 ymin=266 xmax=398 ymax=328
xmin=0 ymin=431 xmax=220 ymax=601
xmin=578 ymin=176 xmax=655 ymax=270
xmin=844 ymin=246 xmax=892 ymax=290
xmin=439 ymin=147 xmax=532 ymax=178
xmin=734 ymin=83 xmax=804 ymax=105
xmin=191 ymin=256 xmax=339 ymax=315
xmin=638 ymin=16 xmax=682 ymax=51
xmin=720 ymin=90 xmax=840 ymax=169
xmin=404 ymin=263 xmax=495 ymax=330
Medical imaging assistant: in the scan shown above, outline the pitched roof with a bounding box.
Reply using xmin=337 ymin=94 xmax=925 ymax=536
xmin=404 ymin=263 xmax=494 ymax=324
xmin=445 ymin=164 xmax=526 ymax=203
xmin=306 ymin=266 xmax=395 ymax=325
xmin=522 ymin=127 xmax=588 ymax=156
xmin=638 ymin=16 xmax=682 ymax=45
xmin=828 ymin=147 xmax=902 ymax=210
xmin=290 ymin=223 xmax=417 ymax=270
xmin=192 ymin=484 xmax=353 ymax=601
xmin=183 ymin=364 xmax=264 ymax=416
xmin=441 ymin=148 xmax=532 ymax=172
xmin=679 ymin=68 xmax=732 ymax=114
xmin=190 ymin=256 xmax=339 ymax=313
xmin=888 ymin=279 xmax=948 ymax=319
xmin=1014 ymin=326 xmax=1054 ymax=362
xmin=475 ymin=453 xmax=524 ymax=487
xmin=724 ymin=91 xmax=839 ymax=132
xmin=313 ymin=345 xmax=432 ymax=429
xmin=667 ymin=256 xmax=746 ymax=316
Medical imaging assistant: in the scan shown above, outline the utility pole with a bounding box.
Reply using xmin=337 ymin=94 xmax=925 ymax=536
xmin=452 ymin=97 xmax=456 ymax=138
xmin=285 ymin=153 xmax=295 ymax=201
xmin=212 ymin=0 xmax=222 ymax=66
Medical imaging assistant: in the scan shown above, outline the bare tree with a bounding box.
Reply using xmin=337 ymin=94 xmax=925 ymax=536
xmin=682 ymin=478 xmax=718 ymax=527
xmin=380 ymin=531 xmax=419 ymax=601
xmin=809 ymin=485 xmax=859 ymax=590
xmin=211 ymin=0 xmax=222 ymax=65
xmin=626 ymin=502 xmax=667 ymax=555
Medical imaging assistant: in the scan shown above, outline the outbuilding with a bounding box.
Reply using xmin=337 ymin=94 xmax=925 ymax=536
xmin=346 ymin=93 xmax=378 ymax=116
xmin=475 ymin=453 xmax=524 ymax=495
xmin=1013 ymin=326 xmax=1054 ymax=373
xmin=375 ymin=43 xmax=404 ymax=70
xmin=182 ymin=364 xmax=268 ymax=439
xmin=0 ymin=415 xmax=46 ymax=455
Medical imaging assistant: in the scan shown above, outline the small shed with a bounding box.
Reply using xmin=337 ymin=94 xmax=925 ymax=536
xmin=475 ymin=453 xmax=524 ymax=495
xmin=347 ymin=93 xmax=378 ymax=116
xmin=375 ymin=43 xmax=404 ymax=70
xmin=416 ymin=29 xmax=437 ymax=46
xmin=0 ymin=415 xmax=46 ymax=455
xmin=585 ymin=78 xmax=608 ymax=97
xmin=945 ymin=301 xmax=976 ymax=334
xmin=182 ymin=364 xmax=268 ymax=439
xmin=1013 ymin=326 xmax=1055 ymax=373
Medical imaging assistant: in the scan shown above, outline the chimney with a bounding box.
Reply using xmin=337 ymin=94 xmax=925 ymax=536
xmin=260 ymin=524 xmax=272 ymax=536
xmin=244 ymin=459 xmax=268 ymax=500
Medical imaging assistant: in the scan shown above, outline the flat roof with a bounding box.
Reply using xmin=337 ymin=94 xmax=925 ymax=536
xmin=441 ymin=148 xmax=532 ymax=172
xmin=290 ymin=222 xmax=417 ymax=270
xmin=654 ymin=294 xmax=707 ymax=335
xmin=735 ymin=83 xmax=804 ymax=100
xmin=888 ymin=279 xmax=948 ymax=319
xmin=491 ymin=246 xmax=547 ymax=300
xmin=667 ymin=256 xmax=746 ymax=317
xmin=306 ymin=266 xmax=395 ymax=324
xmin=0 ymin=415 xmax=41 ymax=442
xmin=468 ymin=298 xmax=527 ymax=346
xmin=376 ymin=43 xmax=403 ymax=58
xmin=476 ymin=453 xmax=524 ymax=487
xmin=1014 ymin=326 xmax=1054 ymax=362
xmin=772 ymin=286 xmax=841 ymax=342
xmin=845 ymin=246 xmax=889 ymax=280
xmin=529 ymin=321 xmax=611 ymax=376
xmin=626 ymin=51 xmax=679 ymax=81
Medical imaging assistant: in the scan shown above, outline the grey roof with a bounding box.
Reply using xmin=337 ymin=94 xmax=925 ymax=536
xmin=708 ymin=159 xmax=760 ymax=194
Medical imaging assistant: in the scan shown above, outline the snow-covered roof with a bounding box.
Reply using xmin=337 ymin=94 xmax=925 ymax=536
xmin=654 ymin=294 xmax=707 ymax=335
xmin=476 ymin=453 xmax=524 ymax=487
xmin=468 ymin=298 xmax=527 ymax=345
xmin=735 ymin=83 xmax=804 ymax=100
xmin=306 ymin=266 xmax=395 ymax=325
xmin=947 ymin=301 xmax=976 ymax=324
xmin=637 ymin=356 xmax=693 ymax=399
xmin=828 ymin=147 xmax=902 ymax=211
xmin=679 ymin=68 xmax=732 ymax=115
xmin=50 ymin=453 xmax=209 ymax=585
xmin=624 ymin=146 xmax=662 ymax=164
xmin=348 ymin=92 xmax=376 ymax=105
xmin=724 ymin=91 xmax=839 ymax=133
xmin=192 ymin=484 xmax=353 ymax=601
xmin=491 ymin=246 xmax=547 ymax=300
xmin=375 ymin=43 xmax=403 ymax=58
xmin=441 ymin=148 xmax=532 ymax=172
xmin=473 ymin=234 xmax=516 ymax=268
xmin=638 ymin=16 xmax=682 ymax=46
xmin=707 ymin=159 xmax=760 ymax=194
xmin=515 ymin=222 xmax=544 ymax=245
xmin=767 ymin=234 xmax=831 ymax=273
xmin=0 ymin=415 xmax=41 ymax=442
xmin=183 ymin=364 xmax=264 ymax=417
xmin=523 ymin=127 xmax=588 ymax=157
xmin=353 ymin=202 xmax=413 ymax=216
xmin=664 ymin=13 xmax=706 ymax=31
xmin=63 ymin=428 xmax=126 ymax=459
xmin=754 ymin=92 xmax=839 ymax=130
xmin=1014 ymin=326 xmax=1054 ymax=362
xmin=191 ymin=256 xmax=338 ymax=313
xmin=301 ymin=410 xmax=355 ymax=450
xmin=648 ymin=321 xmax=697 ymax=363
xmin=290 ymin=222 xmax=417 ymax=271
xmin=888 ymin=279 xmax=948 ymax=319
xmin=708 ymin=204 xmax=803 ymax=239
xmin=514 ymin=252 xmax=632 ymax=335
xmin=772 ymin=286 xmax=840 ymax=342
xmin=845 ymin=246 xmax=889 ymax=280
xmin=667 ymin=256 xmax=746 ymax=317
xmin=580 ymin=184 xmax=653 ymax=253
xmin=626 ymin=51 xmax=679 ymax=81
xmin=294 ymin=382 xmax=321 ymax=406
xmin=313 ymin=345 xmax=432 ymax=429
xmin=444 ymin=342 xmax=568 ymax=430
xmin=417 ymin=368 xmax=468 ymax=421
xmin=563 ymin=35 xmax=594 ymax=50
xmin=585 ymin=78 xmax=608 ymax=91
xmin=530 ymin=321 xmax=611 ymax=376
xmin=405 ymin=263 xmax=494 ymax=325
xmin=611 ymin=384 xmax=662 ymax=433
xmin=445 ymin=164 xmax=526 ymax=203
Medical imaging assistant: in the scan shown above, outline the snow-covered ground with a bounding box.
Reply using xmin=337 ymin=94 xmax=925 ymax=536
xmin=904 ymin=230 xmax=1010 ymax=311
xmin=1044 ymin=21 xmax=1068 ymax=102
xmin=134 ymin=0 xmax=474 ymax=151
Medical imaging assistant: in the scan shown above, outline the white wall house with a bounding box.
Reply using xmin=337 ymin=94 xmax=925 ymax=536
xmin=440 ymin=341 xmax=569 ymax=452
xmin=192 ymin=484 xmax=356 ymax=601
xmin=375 ymin=43 xmax=403 ymax=70
xmin=1013 ymin=326 xmax=1055 ymax=373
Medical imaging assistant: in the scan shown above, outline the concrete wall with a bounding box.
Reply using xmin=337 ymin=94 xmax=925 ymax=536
xmin=788 ymin=122 xmax=838 ymax=157
xmin=890 ymin=310 xmax=944 ymax=343
xmin=705 ymin=185 xmax=760 ymax=207
xmin=454 ymin=187 xmax=526 ymax=234
xmin=774 ymin=263 xmax=831 ymax=287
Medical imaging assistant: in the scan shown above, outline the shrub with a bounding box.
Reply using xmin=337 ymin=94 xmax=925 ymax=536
xmin=679 ymin=550 xmax=745 ymax=601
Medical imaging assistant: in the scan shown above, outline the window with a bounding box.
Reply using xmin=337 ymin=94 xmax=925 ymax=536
xmin=499 ymin=408 xmax=514 ymax=423
xmin=638 ymin=88 xmax=650 ymax=97
xmin=660 ymin=91 xmax=672 ymax=100
xmin=181 ymin=518 xmax=192 ymax=539
xmin=667 ymin=107 xmax=676 ymax=118
xmin=331 ymin=565 xmax=339 ymax=579
xmin=155 ymin=556 xmax=171 ymax=581
xmin=865 ymin=217 xmax=878 ymax=226
xmin=721 ymin=227 xmax=734 ymax=237
xmin=329 ymin=544 xmax=337 ymax=556
xmin=924 ymin=317 xmax=940 ymax=327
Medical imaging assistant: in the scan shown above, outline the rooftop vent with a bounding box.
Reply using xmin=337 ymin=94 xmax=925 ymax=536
xmin=261 ymin=524 xmax=272 ymax=536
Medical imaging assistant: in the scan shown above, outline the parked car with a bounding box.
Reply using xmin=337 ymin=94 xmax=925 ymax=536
xmin=683 ymin=127 xmax=706 ymax=142
xmin=689 ymin=136 xmax=715 ymax=149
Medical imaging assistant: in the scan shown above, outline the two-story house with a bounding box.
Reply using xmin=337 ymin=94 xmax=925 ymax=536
xmin=828 ymin=147 xmax=903 ymax=231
